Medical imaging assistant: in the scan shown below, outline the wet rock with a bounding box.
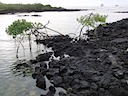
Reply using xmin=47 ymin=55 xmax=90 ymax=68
xmin=35 ymin=74 xmax=46 ymax=89
xmin=40 ymin=86 xmax=56 ymax=96
xmin=31 ymin=18 xmax=128 ymax=96
xmin=46 ymin=68 xmax=59 ymax=79
xmin=90 ymin=83 xmax=98 ymax=90
xmin=32 ymin=73 xmax=38 ymax=79
xmin=71 ymin=83 xmax=80 ymax=92
xmin=80 ymin=80 xmax=90 ymax=89
xmin=49 ymin=60 xmax=60 ymax=68
xmin=59 ymin=66 xmax=67 ymax=73
xmin=113 ymin=70 xmax=124 ymax=79
xmin=45 ymin=91 xmax=54 ymax=96
xmin=111 ymin=38 xmax=128 ymax=43
xmin=50 ymin=75 xmax=62 ymax=86
xmin=59 ymin=91 xmax=66 ymax=96
xmin=30 ymin=59 xmax=37 ymax=64
xmin=49 ymin=86 xmax=56 ymax=94
xmin=40 ymin=62 xmax=47 ymax=69
xmin=36 ymin=52 xmax=53 ymax=62
xmin=32 ymin=67 xmax=46 ymax=90
xmin=67 ymin=87 xmax=73 ymax=94
xmin=15 ymin=61 xmax=29 ymax=68
xmin=109 ymin=86 xmax=128 ymax=96
xmin=41 ymin=92 xmax=54 ymax=96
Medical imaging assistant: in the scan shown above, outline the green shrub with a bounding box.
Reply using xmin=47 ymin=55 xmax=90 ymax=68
xmin=6 ymin=19 xmax=63 ymax=58
xmin=77 ymin=13 xmax=107 ymax=39
xmin=6 ymin=19 xmax=33 ymax=38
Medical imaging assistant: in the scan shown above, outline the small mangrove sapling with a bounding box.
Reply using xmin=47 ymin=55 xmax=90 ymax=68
xmin=77 ymin=13 xmax=107 ymax=40
xmin=6 ymin=19 xmax=63 ymax=58
xmin=6 ymin=19 xmax=33 ymax=58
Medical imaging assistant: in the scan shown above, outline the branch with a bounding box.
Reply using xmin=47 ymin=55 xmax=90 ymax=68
xmin=45 ymin=27 xmax=64 ymax=36
xmin=32 ymin=21 xmax=64 ymax=38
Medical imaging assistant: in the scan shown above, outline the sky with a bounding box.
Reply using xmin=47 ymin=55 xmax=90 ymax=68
xmin=0 ymin=0 xmax=127 ymax=7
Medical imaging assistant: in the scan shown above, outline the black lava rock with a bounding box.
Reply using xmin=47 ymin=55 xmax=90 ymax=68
xmin=36 ymin=52 xmax=53 ymax=62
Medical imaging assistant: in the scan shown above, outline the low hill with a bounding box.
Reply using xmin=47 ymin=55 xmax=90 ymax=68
xmin=0 ymin=2 xmax=81 ymax=14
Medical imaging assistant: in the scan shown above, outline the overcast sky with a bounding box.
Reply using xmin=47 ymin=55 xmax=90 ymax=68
xmin=0 ymin=0 xmax=127 ymax=7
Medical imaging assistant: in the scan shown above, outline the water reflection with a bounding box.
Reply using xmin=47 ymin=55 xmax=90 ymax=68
xmin=11 ymin=60 xmax=33 ymax=77
xmin=8 ymin=59 xmax=46 ymax=96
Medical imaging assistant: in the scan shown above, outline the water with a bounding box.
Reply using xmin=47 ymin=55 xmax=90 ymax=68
xmin=0 ymin=6 xmax=128 ymax=96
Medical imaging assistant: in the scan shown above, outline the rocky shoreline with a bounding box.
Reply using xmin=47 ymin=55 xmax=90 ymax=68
xmin=16 ymin=18 xmax=128 ymax=96
xmin=115 ymin=11 xmax=128 ymax=13
xmin=0 ymin=3 xmax=88 ymax=14
xmin=0 ymin=8 xmax=88 ymax=14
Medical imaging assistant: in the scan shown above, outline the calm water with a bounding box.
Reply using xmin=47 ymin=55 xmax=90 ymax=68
xmin=0 ymin=6 xmax=128 ymax=96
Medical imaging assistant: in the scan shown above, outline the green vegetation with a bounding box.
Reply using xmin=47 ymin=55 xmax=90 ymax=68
xmin=6 ymin=19 xmax=63 ymax=58
xmin=77 ymin=13 xmax=107 ymax=39
xmin=6 ymin=19 xmax=33 ymax=38
xmin=6 ymin=19 xmax=33 ymax=58
xmin=0 ymin=2 xmax=64 ymax=14
xmin=6 ymin=13 xmax=107 ymax=57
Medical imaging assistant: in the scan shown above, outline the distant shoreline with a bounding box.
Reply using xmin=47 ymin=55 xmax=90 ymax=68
xmin=0 ymin=3 xmax=90 ymax=14
xmin=0 ymin=9 xmax=89 ymax=14
xmin=115 ymin=11 xmax=128 ymax=13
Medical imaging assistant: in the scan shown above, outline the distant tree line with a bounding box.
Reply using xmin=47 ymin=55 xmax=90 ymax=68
xmin=0 ymin=2 xmax=64 ymax=14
